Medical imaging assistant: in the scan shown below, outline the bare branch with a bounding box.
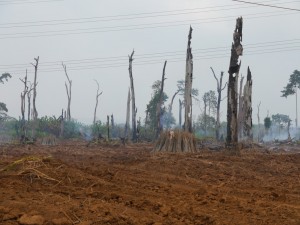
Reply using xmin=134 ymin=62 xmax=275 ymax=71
xmin=221 ymin=82 xmax=228 ymax=91
xmin=210 ymin=67 xmax=219 ymax=87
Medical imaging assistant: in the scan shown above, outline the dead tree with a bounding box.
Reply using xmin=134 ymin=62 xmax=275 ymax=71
xmin=128 ymin=50 xmax=137 ymax=142
xmin=211 ymin=67 xmax=227 ymax=140
xmin=93 ymin=80 xmax=103 ymax=124
xmin=184 ymin=26 xmax=193 ymax=133
xmin=19 ymin=71 xmax=29 ymax=140
xmin=31 ymin=56 xmax=39 ymax=139
xmin=111 ymin=114 xmax=115 ymax=128
xmin=257 ymin=102 xmax=261 ymax=142
xmin=242 ymin=67 xmax=253 ymax=140
xmin=226 ymin=17 xmax=243 ymax=146
xmin=27 ymin=81 xmax=33 ymax=121
xmin=238 ymin=75 xmax=245 ymax=139
xmin=156 ymin=61 xmax=167 ymax=138
xmin=62 ymin=63 xmax=72 ymax=121
xmin=111 ymin=114 xmax=115 ymax=138
xmin=168 ymin=90 xmax=180 ymax=115
xmin=59 ymin=109 xmax=64 ymax=138
xmin=287 ymin=119 xmax=291 ymax=140
xmin=107 ymin=115 xmax=110 ymax=140
xmin=124 ymin=88 xmax=131 ymax=139
xmin=179 ymin=99 xmax=183 ymax=128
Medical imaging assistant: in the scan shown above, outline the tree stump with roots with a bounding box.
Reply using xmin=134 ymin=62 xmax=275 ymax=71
xmin=154 ymin=130 xmax=197 ymax=153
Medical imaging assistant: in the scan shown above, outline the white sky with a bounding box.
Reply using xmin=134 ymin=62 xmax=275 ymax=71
xmin=1 ymin=0 xmax=300 ymax=125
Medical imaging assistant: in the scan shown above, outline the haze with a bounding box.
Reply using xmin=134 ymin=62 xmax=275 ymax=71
xmin=1 ymin=0 xmax=300 ymax=125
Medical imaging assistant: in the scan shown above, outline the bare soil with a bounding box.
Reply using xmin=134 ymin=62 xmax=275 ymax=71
xmin=0 ymin=141 xmax=299 ymax=225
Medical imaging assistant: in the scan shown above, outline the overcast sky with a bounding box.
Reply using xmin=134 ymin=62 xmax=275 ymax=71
xmin=1 ymin=0 xmax=299 ymax=125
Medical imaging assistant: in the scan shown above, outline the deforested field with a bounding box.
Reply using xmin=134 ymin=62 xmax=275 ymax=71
xmin=0 ymin=141 xmax=299 ymax=225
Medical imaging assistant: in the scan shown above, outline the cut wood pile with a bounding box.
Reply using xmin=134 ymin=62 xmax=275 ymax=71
xmin=154 ymin=130 xmax=197 ymax=152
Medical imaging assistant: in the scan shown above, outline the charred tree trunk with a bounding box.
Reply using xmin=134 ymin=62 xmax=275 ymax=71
xmin=27 ymin=82 xmax=33 ymax=122
xmin=124 ymin=88 xmax=131 ymax=139
xmin=111 ymin=114 xmax=115 ymax=128
xmin=59 ymin=109 xmax=64 ymax=138
xmin=287 ymin=120 xmax=291 ymax=140
xmin=243 ymin=67 xmax=253 ymax=140
xmin=210 ymin=67 xmax=227 ymax=140
xmin=179 ymin=99 xmax=183 ymax=128
xmin=156 ymin=61 xmax=167 ymax=138
xmin=62 ymin=63 xmax=72 ymax=121
xmin=93 ymin=80 xmax=103 ymax=124
xmin=227 ymin=17 xmax=243 ymax=146
xmin=238 ymin=75 xmax=245 ymax=139
xmin=20 ymin=71 xmax=28 ymax=141
xmin=203 ymin=97 xmax=208 ymax=135
xmin=107 ymin=115 xmax=110 ymax=141
xmin=31 ymin=56 xmax=39 ymax=139
xmin=128 ymin=50 xmax=137 ymax=142
xmin=184 ymin=26 xmax=193 ymax=133
xmin=111 ymin=114 xmax=115 ymax=138
xmin=257 ymin=101 xmax=261 ymax=142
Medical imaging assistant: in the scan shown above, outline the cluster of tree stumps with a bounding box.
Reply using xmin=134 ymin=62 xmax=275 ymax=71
xmin=154 ymin=130 xmax=197 ymax=153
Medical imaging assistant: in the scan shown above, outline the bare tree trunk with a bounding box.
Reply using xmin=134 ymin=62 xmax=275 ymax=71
xmin=184 ymin=26 xmax=193 ymax=133
xmin=124 ymin=88 xmax=131 ymax=139
xmin=156 ymin=61 xmax=167 ymax=138
xmin=111 ymin=114 xmax=114 ymax=128
xmin=257 ymin=102 xmax=261 ymax=142
xmin=179 ymin=99 xmax=183 ymax=128
xmin=111 ymin=114 xmax=115 ymax=138
xmin=287 ymin=120 xmax=291 ymax=139
xmin=128 ymin=50 xmax=137 ymax=142
xmin=107 ymin=115 xmax=110 ymax=141
xmin=59 ymin=109 xmax=64 ymax=138
xmin=93 ymin=80 xmax=103 ymax=124
xmin=210 ymin=67 xmax=227 ymax=140
xmin=31 ymin=56 xmax=39 ymax=139
xmin=238 ymin=75 xmax=245 ymax=139
xmin=169 ymin=90 xmax=180 ymax=115
xmin=20 ymin=71 xmax=28 ymax=141
xmin=243 ymin=66 xmax=253 ymax=140
xmin=227 ymin=17 xmax=243 ymax=146
xmin=62 ymin=63 xmax=72 ymax=121
xmin=27 ymin=82 xmax=33 ymax=122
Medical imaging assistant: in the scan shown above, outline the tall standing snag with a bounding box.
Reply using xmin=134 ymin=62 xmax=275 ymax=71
xmin=62 ymin=63 xmax=72 ymax=121
xmin=210 ymin=67 xmax=227 ymax=140
xmin=179 ymin=99 xmax=183 ymax=128
xmin=238 ymin=75 xmax=245 ymax=139
xmin=124 ymin=88 xmax=131 ymax=139
xmin=184 ymin=26 xmax=193 ymax=133
xmin=20 ymin=71 xmax=29 ymax=140
xmin=27 ymin=81 xmax=33 ymax=121
xmin=156 ymin=61 xmax=167 ymax=138
xmin=31 ymin=56 xmax=39 ymax=139
xmin=128 ymin=50 xmax=137 ymax=142
xmin=227 ymin=17 xmax=243 ymax=146
xmin=93 ymin=80 xmax=103 ymax=124
xmin=243 ymin=66 xmax=253 ymax=140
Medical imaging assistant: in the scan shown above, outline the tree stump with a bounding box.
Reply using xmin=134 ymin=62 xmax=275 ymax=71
xmin=153 ymin=130 xmax=197 ymax=153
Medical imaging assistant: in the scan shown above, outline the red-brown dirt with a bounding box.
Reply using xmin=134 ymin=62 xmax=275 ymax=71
xmin=0 ymin=141 xmax=299 ymax=225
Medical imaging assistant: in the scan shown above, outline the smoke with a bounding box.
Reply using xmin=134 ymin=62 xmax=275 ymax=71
xmin=262 ymin=125 xmax=299 ymax=142
xmin=79 ymin=127 xmax=93 ymax=141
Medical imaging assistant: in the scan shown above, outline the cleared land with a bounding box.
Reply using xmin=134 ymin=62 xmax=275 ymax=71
xmin=0 ymin=141 xmax=299 ymax=225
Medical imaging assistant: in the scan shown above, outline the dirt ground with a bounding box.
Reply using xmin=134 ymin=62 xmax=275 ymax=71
xmin=0 ymin=141 xmax=299 ymax=225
